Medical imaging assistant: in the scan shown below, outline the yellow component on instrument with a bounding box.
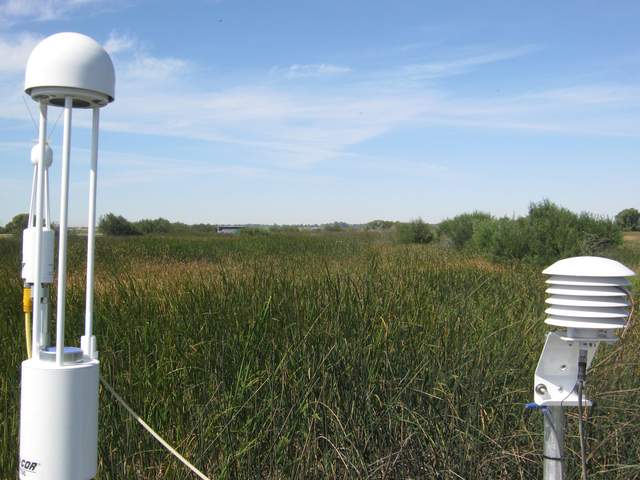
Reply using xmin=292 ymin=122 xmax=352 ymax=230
xmin=23 ymin=287 xmax=33 ymax=313
xmin=23 ymin=287 xmax=33 ymax=358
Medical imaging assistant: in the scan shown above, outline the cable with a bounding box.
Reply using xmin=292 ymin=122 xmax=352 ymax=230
xmin=21 ymin=95 xmax=38 ymax=134
xmin=99 ymin=376 xmax=211 ymax=480
xmin=577 ymin=381 xmax=589 ymax=480
xmin=47 ymin=107 xmax=64 ymax=142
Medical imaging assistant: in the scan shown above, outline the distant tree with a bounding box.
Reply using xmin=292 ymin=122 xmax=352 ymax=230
xmin=3 ymin=213 xmax=30 ymax=234
xmin=98 ymin=213 xmax=139 ymax=236
xmin=323 ymin=222 xmax=349 ymax=232
xmin=396 ymin=218 xmax=435 ymax=244
xmin=615 ymin=208 xmax=640 ymax=231
xmin=365 ymin=219 xmax=396 ymax=231
xmin=135 ymin=217 xmax=172 ymax=234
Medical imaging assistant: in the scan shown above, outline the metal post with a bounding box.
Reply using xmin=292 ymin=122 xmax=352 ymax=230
xmin=55 ymin=96 xmax=72 ymax=365
xmin=84 ymin=107 xmax=99 ymax=358
xmin=543 ymin=406 xmax=565 ymax=480
xmin=31 ymin=100 xmax=47 ymax=359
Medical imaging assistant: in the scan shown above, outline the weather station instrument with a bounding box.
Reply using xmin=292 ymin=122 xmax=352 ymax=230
xmin=531 ymin=256 xmax=635 ymax=480
xmin=19 ymin=32 xmax=114 ymax=480
xmin=17 ymin=31 xmax=211 ymax=480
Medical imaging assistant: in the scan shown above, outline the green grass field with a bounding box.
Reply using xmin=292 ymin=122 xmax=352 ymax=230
xmin=1 ymin=233 xmax=638 ymax=479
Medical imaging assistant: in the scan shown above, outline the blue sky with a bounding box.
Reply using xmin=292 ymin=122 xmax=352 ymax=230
xmin=1 ymin=0 xmax=639 ymax=225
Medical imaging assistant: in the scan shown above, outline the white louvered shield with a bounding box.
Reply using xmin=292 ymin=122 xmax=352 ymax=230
xmin=543 ymin=257 xmax=634 ymax=336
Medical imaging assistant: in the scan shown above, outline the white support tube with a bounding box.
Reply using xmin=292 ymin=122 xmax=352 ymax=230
xmin=44 ymin=167 xmax=51 ymax=229
xmin=31 ymin=101 xmax=48 ymax=359
xmin=55 ymin=96 xmax=73 ymax=366
xmin=84 ymin=107 xmax=99 ymax=358
xmin=28 ymin=166 xmax=37 ymax=226
xmin=543 ymin=406 xmax=565 ymax=480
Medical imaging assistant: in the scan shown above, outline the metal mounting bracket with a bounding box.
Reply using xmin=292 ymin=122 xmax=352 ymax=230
xmin=534 ymin=332 xmax=597 ymax=406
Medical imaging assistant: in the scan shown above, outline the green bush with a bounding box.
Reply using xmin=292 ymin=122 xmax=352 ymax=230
xmin=525 ymin=200 xmax=621 ymax=263
xmin=439 ymin=201 xmax=623 ymax=265
xmin=323 ymin=222 xmax=349 ymax=232
xmin=467 ymin=200 xmax=622 ymax=265
xmin=135 ymin=217 xmax=172 ymax=234
xmin=3 ymin=213 xmax=29 ymax=234
xmin=365 ymin=219 xmax=396 ymax=231
xmin=98 ymin=213 xmax=140 ymax=236
xmin=438 ymin=211 xmax=492 ymax=248
xmin=471 ymin=217 xmax=531 ymax=260
xmin=616 ymin=208 xmax=640 ymax=231
xmin=396 ymin=218 xmax=435 ymax=244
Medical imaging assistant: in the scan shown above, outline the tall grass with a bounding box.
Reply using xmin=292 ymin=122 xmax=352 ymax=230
xmin=0 ymin=233 xmax=638 ymax=478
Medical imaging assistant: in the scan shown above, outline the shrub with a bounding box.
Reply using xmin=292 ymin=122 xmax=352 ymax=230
xmin=466 ymin=200 xmax=622 ymax=265
xmin=3 ymin=213 xmax=29 ymax=234
xmin=615 ymin=208 xmax=640 ymax=231
xmin=471 ymin=217 xmax=531 ymax=260
xmin=396 ymin=218 xmax=435 ymax=244
xmin=525 ymin=201 xmax=621 ymax=263
xmin=135 ymin=217 xmax=172 ymax=234
xmin=438 ymin=211 xmax=492 ymax=248
xmin=365 ymin=220 xmax=396 ymax=231
xmin=98 ymin=213 xmax=140 ymax=236
xmin=323 ymin=222 xmax=349 ymax=232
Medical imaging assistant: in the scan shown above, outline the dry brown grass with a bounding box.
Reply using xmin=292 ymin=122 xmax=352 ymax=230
xmin=624 ymin=231 xmax=640 ymax=243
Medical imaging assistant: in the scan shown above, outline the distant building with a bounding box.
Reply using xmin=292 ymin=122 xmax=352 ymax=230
xmin=217 ymin=225 xmax=242 ymax=235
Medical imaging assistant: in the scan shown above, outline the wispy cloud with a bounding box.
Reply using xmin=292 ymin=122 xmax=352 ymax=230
xmin=274 ymin=63 xmax=352 ymax=79
xmin=103 ymin=30 xmax=192 ymax=84
xmin=3 ymin=32 xmax=640 ymax=177
xmin=0 ymin=32 xmax=41 ymax=73
xmin=379 ymin=45 xmax=540 ymax=83
xmin=523 ymin=85 xmax=640 ymax=106
xmin=104 ymin=30 xmax=136 ymax=56
xmin=123 ymin=55 xmax=191 ymax=83
xmin=0 ymin=0 xmax=102 ymax=23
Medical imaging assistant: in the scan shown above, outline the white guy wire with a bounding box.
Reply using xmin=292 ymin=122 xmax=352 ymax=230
xmin=100 ymin=377 xmax=211 ymax=480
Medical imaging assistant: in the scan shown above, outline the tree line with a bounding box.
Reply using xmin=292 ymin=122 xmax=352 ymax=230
xmin=2 ymin=203 xmax=636 ymax=266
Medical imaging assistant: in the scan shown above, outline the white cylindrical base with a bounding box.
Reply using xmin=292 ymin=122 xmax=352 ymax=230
xmin=19 ymin=359 xmax=99 ymax=480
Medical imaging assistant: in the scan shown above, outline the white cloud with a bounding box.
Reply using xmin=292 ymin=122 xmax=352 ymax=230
xmin=124 ymin=55 xmax=191 ymax=82
xmin=385 ymin=46 xmax=540 ymax=82
xmin=0 ymin=32 xmax=41 ymax=73
xmin=104 ymin=31 xmax=136 ymax=56
xmin=102 ymin=32 xmax=191 ymax=83
xmin=0 ymin=0 xmax=102 ymax=23
xmin=523 ymin=85 xmax=640 ymax=106
xmin=275 ymin=63 xmax=352 ymax=79
xmin=4 ymin=36 xmax=640 ymax=175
